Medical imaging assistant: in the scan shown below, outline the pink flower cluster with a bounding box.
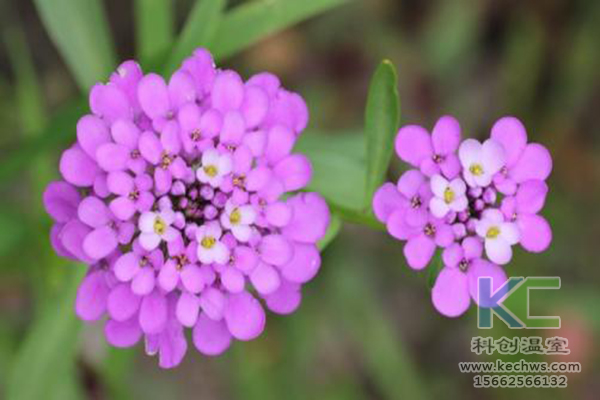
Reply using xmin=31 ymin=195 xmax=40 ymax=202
xmin=373 ymin=116 xmax=552 ymax=317
xmin=43 ymin=48 xmax=330 ymax=368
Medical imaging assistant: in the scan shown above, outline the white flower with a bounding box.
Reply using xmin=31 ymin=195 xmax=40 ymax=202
xmin=429 ymin=174 xmax=468 ymax=218
xmin=476 ymin=209 xmax=520 ymax=265
xmin=458 ymin=138 xmax=505 ymax=187
xmin=220 ymin=201 xmax=256 ymax=242
xmin=138 ymin=210 xmax=178 ymax=250
xmin=196 ymin=221 xmax=229 ymax=264
xmin=196 ymin=148 xmax=232 ymax=187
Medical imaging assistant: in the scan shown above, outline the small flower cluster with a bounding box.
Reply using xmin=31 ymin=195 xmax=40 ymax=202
xmin=43 ymin=48 xmax=330 ymax=368
xmin=373 ymin=116 xmax=552 ymax=317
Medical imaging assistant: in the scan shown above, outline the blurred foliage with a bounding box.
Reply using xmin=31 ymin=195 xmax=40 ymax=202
xmin=0 ymin=0 xmax=599 ymax=399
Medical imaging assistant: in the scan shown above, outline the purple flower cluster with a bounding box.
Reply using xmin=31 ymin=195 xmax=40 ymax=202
xmin=43 ymin=48 xmax=330 ymax=368
xmin=373 ymin=116 xmax=552 ymax=317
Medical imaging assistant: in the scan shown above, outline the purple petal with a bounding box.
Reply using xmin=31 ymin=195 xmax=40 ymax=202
xmin=386 ymin=208 xmax=419 ymax=240
xmin=517 ymin=214 xmax=552 ymax=253
xmin=105 ymin=317 xmax=142 ymax=348
xmin=139 ymin=291 xmax=168 ymax=334
xmin=431 ymin=115 xmax=461 ymax=155
xmin=138 ymin=131 xmax=162 ymax=164
xmin=176 ymin=292 xmax=200 ymax=327
xmin=490 ymin=116 xmax=528 ymax=167
xmin=395 ymin=125 xmax=432 ymax=167
xmin=200 ymin=288 xmax=226 ymax=321
xmin=212 ymin=70 xmax=244 ymax=111
xmin=60 ymin=146 xmax=100 ymax=187
xmin=90 ymin=84 xmax=132 ymax=122
xmin=241 ymin=85 xmax=269 ymax=128
xmin=273 ymin=154 xmax=311 ymax=191
xmin=233 ymin=246 xmax=258 ymax=273
xmin=403 ymin=234 xmax=435 ymax=270
xmin=107 ymin=283 xmax=141 ymax=321
xmin=75 ymin=271 xmax=109 ymax=321
xmin=511 ymin=143 xmax=552 ymax=183
xmin=131 ymin=267 xmax=156 ymax=295
xmin=181 ymin=265 xmax=204 ymax=294
xmin=77 ymin=115 xmax=110 ymax=159
xmin=193 ymin=313 xmax=231 ymax=356
xmin=259 ymin=235 xmax=292 ymax=266
xmin=467 ymin=259 xmax=508 ymax=307
xmin=220 ymin=111 xmax=246 ymax=145
xmin=111 ymin=120 xmax=140 ymax=149
xmin=432 ymin=267 xmax=470 ymax=317
xmin=59 ymin=220 xmax=93 ymax=263
xmin=78 ymin=196 xmax=110 ymax=228
xmin=83 ymin=226 xmax=118 ymax=260
xmin=515 ymin=180 xmax=548 ymax=215
xmin=281 ymin=193 xmax=330 ymax=243
xmin=138 ymin=73 xmax=170 ymax=119
xmin=265 ymin=281 xmax=301 ymax=315
xmin=397 ymin=169 xmax=425 ymax=198
xmin=280 ymin=243 xmax=320 ymax=283
xmin=96 ymin=143 xmax=130 ymax=172
xmin=249 ymin=262 xmax=281 ymax=295
xmin=114 ymin=252 xmax=140 ymax=282
xmin=265 ymin=125 xmax=295 ymax=164
xmin=43 ymin=181 xmax=80 ymax=222
xmin=168 ymin=69 xmax=196 ymax=109
xmin=372 ymin=183 xmax=405 ymax=223
xmin=224 ymin=292 xmax=266 ymax=341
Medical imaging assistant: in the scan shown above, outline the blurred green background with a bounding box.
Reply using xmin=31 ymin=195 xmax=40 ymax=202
xmin=0 ymin=0 xmax=599 ymax=399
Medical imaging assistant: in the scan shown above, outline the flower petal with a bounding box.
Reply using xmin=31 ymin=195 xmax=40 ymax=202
xmin=224 ymin=292 xmax=265 ymax=341
xmin=511 ymin=143 xmax=552 ymax=183
xmin=404 ymin=234 xmax=435 ymax=270
xmin=517 ymin=214 xmax=552 ymax=253
xmin=490 ymin=116 xmax=527 ymax=167
xmin=432 ymin=267 xmax=470 ymax=317
xmin=83 ymin=226 xmax=118 ymax=260
xmin=139 ymin=291 xmax=168 ymax=334
xmin=75 ymin=271 xmax=109 ymax=321
xmin=193 ymin=313 xmax=231 ymax=356
xmin=107 ymin=284 xmax=141 ymax=322
xmin=431 ymin=115 xmax=461 ymax=155
xmin=395 ymin=125 xmax=432 ymax=167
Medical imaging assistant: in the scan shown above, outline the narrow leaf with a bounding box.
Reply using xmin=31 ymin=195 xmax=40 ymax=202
xmin=163 ymin=0 xmax=225 ymax=75
xmin=135 ymin=0 xmax=174 ymax=67
xmin=364 ymin=60 xmax=400 ymax=210
xmin=212 ymin=0 xmax=349 ymax=60
xmin=318 ymin=212 xmax=342 ymax=250
xmin=6 ymin=268 xmax=85 ymax=400
xmin=33 ymin=0 xmax=117 ymax=91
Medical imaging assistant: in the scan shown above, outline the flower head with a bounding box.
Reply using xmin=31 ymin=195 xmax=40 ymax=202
xmin=374 ymin=115 xmax=552 ymax=317
xmin=43 ymin=48 xmax=330 ymax=368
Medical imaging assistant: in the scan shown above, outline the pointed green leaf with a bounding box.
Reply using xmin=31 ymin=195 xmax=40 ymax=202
xmin=33 ymin=0 xmax=117 ymax=91
xmin=212 ymin=0 xmax=349 ymax=60
xmin=318 ymin=212 xmax=342 ymax=250
xmin=364 ymin=60 xmax=400 ymax=210
xmin=6 ymin=268 xmax=85 ymax=400
xmin=135 ymin=0 xmax=175 ymax=68
xmin=163 ymin=0 xmax=225 ymax=75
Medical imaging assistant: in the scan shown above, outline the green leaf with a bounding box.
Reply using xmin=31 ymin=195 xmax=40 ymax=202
xmin=212 ymin=0 xmax=349 ymax=60
xmin=163 ymin=0 xmax=225 ymax=76
xmin=135 ymin=0 xmax=174 ymax=68
xmin=33 ymin=0 xmax=117 ymax=91
xmin=0 ymin=99 xmax=87 ymax=183
xmin=294 ymin=130 xmax=366 ymax=211
xmin=318 ymin=212 xmax=342 ymax=251
xmin=426 ymin=251 xmax=444 ymax=290
xmin=364 ymin=60 xmax=400 ymax=210
xmin=6 ymin=268 xmax=85 ymax=400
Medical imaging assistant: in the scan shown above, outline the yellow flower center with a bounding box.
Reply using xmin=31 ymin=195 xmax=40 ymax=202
xmin=486 ymin=226 xmax=500 ymax=239
xmin=203 ymin=164 xmax=218 ymax=177
xmin=201 ymin=236 xmax=216 ymax=249
xmin=153 ymin=218 xmax=166 ymax=235
xmin=230 ymin=208 xmax=242 ymax=225
xmin=469 ymin=163 xmax=484 ymax=176
xmin=443 ymin=187 xmax=455 ymax=204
